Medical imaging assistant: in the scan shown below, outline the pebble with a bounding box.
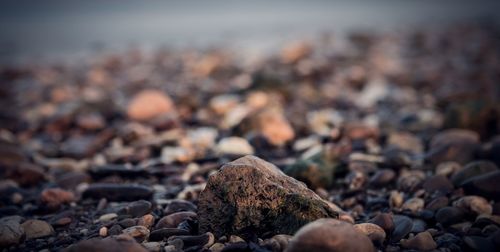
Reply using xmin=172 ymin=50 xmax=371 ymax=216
xmin=99 ymin=213 xmax=118 ymax=222
xmin=137 ymin=214 xmax=155 ymax=229
xmin=285 ymin=219 xmax=374 ymax=252
xmin=401 ymin=231 xmax=437 ymax=251
xmin=0 ymin=216 xmax=24 ymax=247
xmin=369 ymin=169 xmax=395 ymax=187
xmin=149 ymin=228 xmax=190 ymax=242
xmin=41 ymin=188 xmax=75 ymax=208
xmin=462 ymin=170 xmax=500 ymax=200
xmin=99 ymin=227 xmax=108 ymax=237
xmin=82 ymin=184 xmax=153 ymax=201
xmin=164 ymin=199 xmax=197 ymax=215
xmin=117 ymin=200 xmax=152 ymax=217
xmin=122 ymin=225 xmax=150 ymax=242
xmin=435 ymin=207 xmax=465 ymax=226
xmin=354 ymin=223 xmax=386 ymax=244
xmin=436 ymin=162 xmax=461 ymax=177
xmin=216 ymin=137 xmax=254 ymax=156
xmin=284 ymin=150 xmax=337 ymax=189
xmin=256 ymin=108 xmax=295 ymax=146
xmin=390 ymin=215 xmax=413 ymax=242
xmin=453 ymin=196 xmax=493 ymax=216
xmin=428 ymin=129 xmax=480 ymax=165
xmin=198 ymin=155 xmax=338 ymax=238
xmin=451 ymin=160 xmax=498 ymax=187
xmin=422 ymin=175 xmax=454 ymax=193
xmin=367 ymin=213 xmax=394 ymax=234
xmin=127 ymin=89 xmax=175 ymax=121
xmin=402 ymin=198 xmax=425 ymax=213
xmin=425 ymin=196 xmax=449 ymax=211
xmin=389 ymin=190 xmax=404 ymax=208
xmin=156 ymin=211 xmax=197 ymax=229
xmin=21 ymin=219 xmax=54 ymax=239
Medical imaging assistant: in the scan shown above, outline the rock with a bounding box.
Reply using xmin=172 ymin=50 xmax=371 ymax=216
xmin=389 ymin=190 xmax=404 ymax=208
xmin=425 ymin=196 xmax=449 ymax=211
xmin=397 ymin=170 xmax=425 ymax=193
xmin=142 ymin=242 xmax=162 ymax=252
xmin=285 ymin=219 xmax=374 ymax=252
xmin=369 ymin=169 xmax=395 ymax=187
xmin=41 ymin=188 xmax=75 ymax=208
xmin=401 ymin=231 xmax=437 ymax=251
xmin=435 ymin=207 xmax=465 ymax=226
xmin=428 ymin=129 xmax=480 ymax=165
xmin=453 ymin=196 xmax=492 ymax=216
xmin=411 ymin=219 xmax=427 ymax=233
xmin=137 ymin=214 xmax=155 ymax=229
xmin=216 ymin=137 xmax=254 ymax=156
xmin=284 ymin=151 xmax=337 ymax=189
xmin=462 ymin=170 xmax=500 ymax=200
xmin=422 ymin=175 xmax=454 ymax=193
xmin=127 ymin=89 xmax=175 ymax=121
xmin=21 ymin=219 xmax=54 ymax=239
xmin=64 ymin=235 xmax=148 ymax=252
xmin=99 ymin=227 xmax=107 ymax=237
xmin=82 ymin=184 xmax=153 ymax=201
xmin=117 ymin=200 xmax=152 ymax=217
xmin=164 ymin=200 xmax=197 ymax=215
xmin=0 ymin=216 xmax=24 ymax=247
xmin=354 ymin=223 xmax=386 ymax=244
xmin=367 ymin=213 xmax=394 ymax=234
xmin=451 ymin=161 xmax=498 ymax=187
xmin=156 ymin=211 xmax=197 ymax=229
xmin=122 ymin=225 xmax=149 ymax=242
xmin=149 ymin=228 xmax=190 ymax=242
xmin=99 ymin=213 xmax=118 ymax=222
xmin=7 ymin=162 xmax=45 ymax=187
xmin=436 ymin=162 xmax=461 ymax=177
xmin=198 ymin=155 xmax=339 ymax=238
xmin=402 ymin=198 xmax=424 ymax=213
xmin=387 ymin=131 xmax=423 ymax=154
xmin=390 ymin=215 xmax=413 ymax=242
xmin=256 ymin=109 xmax=295 ymax=146
xmin=56 ymin=171 xmax=90 ymax=189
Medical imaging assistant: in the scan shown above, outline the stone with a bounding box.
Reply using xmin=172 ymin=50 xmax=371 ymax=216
xmin=428 ymin=129 xmax=480 ymax=165
xmin=0 ymin=216 xmax=24 ymax=247
xmin=216 ymin=137 xmax=254 ymax=156
xmin=41 ymin=188 xmax=75 ymax=208
xmin=367 ymin=213 xmax=394 ymax=234
xmin=284 ymin=151 xmax=337 ymax=189
xmin=462 ymin=170 xmax=500 ymax=200
xmin=142 ymin=242 xmax=162 ymax=252
xmin=156 ymin=211 xmax=197 ymax=229
xmin=390 ymin=215 xmax=413 ymax=242
xmin=453 ymin=196 xmax=492 ymax=216
xmin=149 ymin=228 xmax=190 ymax=242
xmin=82 ymin=184 xmax=153 ymax=201
xmin=137 ymin=214 xmax=155 ymax=229
xmin=256 ymin=109 xmax=295 ymax=146
xmin=198 ymin=155 xmax=339 ymax=238
xmin=451 ymin=161 xmax=498 ymax=187
xmin=122 ymin=225 xmax=150 ymax=242
xmin=99 ymin=227 xmax=107 ymax=237
xmin=422 ymin=175 xmax=454 ymax=193
xmin=164 ymin=200 xmax=197 ymax=215
xmin=369 ymin=169 xmax=395 ymax=187
xmin=402 ymin=198 xmax=424 ymax=213
xmin=117 ymin=200 xmax=152 ymax=217
xmin=435 ymin=207 xmax=465 ymax=226
xmin=401 ymin=231 xmax=437 ymax=251
xmin=7 ymin=162 xmax=45 ymax=187
xmin=99 ymin=213 xmax=118 ymax=222
xmin=354 ymin=223 xmax=386 ymax=244
xmin=285 ymin=219 xmax=374 ymax=252
xmin=425 ymin=196 xmax=449 ymax=211
xmin=127 ymin=89 xmax=174 ymax=121
xmin=64 ymin=235 xmax=148 ymax=252
xmin=21 ymin=219 xmax=54 ymax=239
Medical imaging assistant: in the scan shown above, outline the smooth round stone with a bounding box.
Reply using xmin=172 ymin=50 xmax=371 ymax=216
xmin=390 ymin=215 xmax=413 ymax=242
xmin=99 ymin=213 xmax=118 ymax=222
xmin=82 ymin=184 xmax=153 ymax=201
xmin=435 ymin=207 xmax=465 ymax=226
xmin=117 ymin=200 xmax=152 ymax=217
xmin=462 ymin=170 xmax=500 ymax=200
xmin=0 ymin=217 xmax=24 ymax=247
xmin=425 ymin=196 xmax=449 ymax=211
xmin=422 ymin=175 xmax=454 ymax=193
xmin=402 ymin=198 xmax=425 ymax=213
xmin=21 ymin=219 xmax=54 ymax=239
xmin=367 ymin=213 xmax=395 ymax=234
xmin=411 ymin=219 xmax=427 ymax=233
xmin=285 ymin=219 xmax=375 ymax=252
xmin=156 ymin=211 xmax=197 ymax=229
xmin=354 ymin=223 xmax=386 ymax=244
xmin=401 ymin=231 xmax=437 ymax=251
xmin=149 ymin=228 xmax=190 ymax=242
xmin=451 ymin=161 xmax=498 ymax=187
xmin=122 ymin=225 xmax=150 ymax=242
xmin=453 ymin=196 xmax=492 ymax=216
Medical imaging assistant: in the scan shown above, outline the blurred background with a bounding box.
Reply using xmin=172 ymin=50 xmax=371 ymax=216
xmin=1 ymin=0 xmax=500 ymax=64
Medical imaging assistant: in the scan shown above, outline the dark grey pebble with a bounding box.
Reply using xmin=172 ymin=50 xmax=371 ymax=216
xmin=435 ymin=207 xmax=465 ymax=226
xmin=390 ymin=215 xmax=413 ymax=242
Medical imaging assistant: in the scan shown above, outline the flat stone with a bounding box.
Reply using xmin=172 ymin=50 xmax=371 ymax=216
xmin=117 ymin=200 xmax=152 ymax=217
xmin=453 ymin=196 xmax=493 ymax=216
xmin=21 ymin=219 xmax=54 ymax=239
xmin=82 ymin=184 xmax=153 ymax=201
xmin=285 ymin=219 xmax=374 ymax=252
xmin=198 ymin=155 xmax=339 ymax=238
xmin=41 ymin=188 xmax=75 ymax=208
xmin=164 ymin=199 xmax=197 ymax=215
xmin=367 ymin=213 xmax=394 ymax=234
xmin=127 ymin=89 xmax=175 ymax=121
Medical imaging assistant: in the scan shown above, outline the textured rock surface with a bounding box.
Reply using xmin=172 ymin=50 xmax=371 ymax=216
xmin=285 ymin=219 xmax=374 ymax=252
xmin=198 ymin=155 xmax=339 ymax=238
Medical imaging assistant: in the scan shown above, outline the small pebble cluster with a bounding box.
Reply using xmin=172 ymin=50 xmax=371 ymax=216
xmin=0 ymin=23 xmax=499 ymax=252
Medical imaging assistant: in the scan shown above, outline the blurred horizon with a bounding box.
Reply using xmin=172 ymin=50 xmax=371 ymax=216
xmin=1 ymin=0 xmax=500 ymax=64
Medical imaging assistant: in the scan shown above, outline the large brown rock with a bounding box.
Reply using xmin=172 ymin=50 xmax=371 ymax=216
xmin=198 ymin=155 xmax=339 ymax=238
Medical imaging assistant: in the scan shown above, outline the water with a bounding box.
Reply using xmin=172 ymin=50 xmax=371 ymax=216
xmin=1 ymin=0 xmax=499 ymax=63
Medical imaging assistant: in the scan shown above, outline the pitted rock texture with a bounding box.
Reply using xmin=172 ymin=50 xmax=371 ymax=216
xmin=198 ymin=155 xmax=339 ymax=238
